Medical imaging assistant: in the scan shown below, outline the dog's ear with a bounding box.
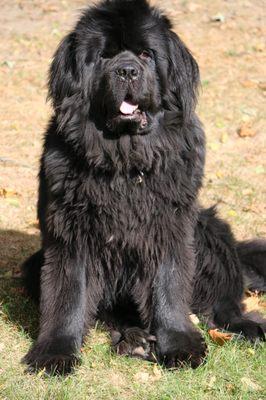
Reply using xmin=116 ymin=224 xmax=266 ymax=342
xmin=167 ymin=31 xmax=200 ymax=123
xmin=48 ymin=33 xmax=82 ymax=110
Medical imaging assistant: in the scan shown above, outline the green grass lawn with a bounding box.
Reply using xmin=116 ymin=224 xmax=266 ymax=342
xmin=0 ymin=279 xmax=265 ymax=400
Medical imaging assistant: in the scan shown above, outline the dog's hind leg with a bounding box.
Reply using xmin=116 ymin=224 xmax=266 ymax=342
xmin=111 ymin=327 xmax=156 ymax=361
xmin=193 ymin=207 xmax=265 ymax=341
xmin=22 ymin=249 xmax=44 ymax=303
xmin=237 ymin=239 xmax=266 ymax=293
xmin=212 ymin=297 xmax=265 ymax=341
xmin=99 ymin=300 xmax=157 ymax=361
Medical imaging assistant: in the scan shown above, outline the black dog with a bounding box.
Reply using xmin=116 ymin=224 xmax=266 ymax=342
xmin=22 ymin=0 xmax=265 ymax=373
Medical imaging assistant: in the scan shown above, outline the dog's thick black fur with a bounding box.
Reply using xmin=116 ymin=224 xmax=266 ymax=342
xmin=22 ymin=0 xmax=265 ymax=373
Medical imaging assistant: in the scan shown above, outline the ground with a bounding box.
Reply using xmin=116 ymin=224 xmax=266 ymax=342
xmin=0 ymin=1 xmax=265 ymax=399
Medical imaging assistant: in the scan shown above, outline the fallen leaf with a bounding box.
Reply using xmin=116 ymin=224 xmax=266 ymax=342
xmin=0 ymin=188 xmax=20 ymax=198
xmin=240 ymin=80 xmax=257 ymax=88
xmin=208 ymin=329 xmax=233 ymax=345
xmin=0 ymin=343 xmax=5 ymax=352
xmin=237 ymin=123 xmax=256 ymax=138
xmin=241 ymin=377 xmax=262 ymax=391
xmin=226 ymin=383 xmax=236 ymax=393
xmin=216 ymin=170 xmax=224 ymax=179
xmin=228 ymin=210 xmax=237 ymax=217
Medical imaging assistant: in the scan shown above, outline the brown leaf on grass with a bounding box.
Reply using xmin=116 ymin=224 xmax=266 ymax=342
xmin=237 ymin=123 xmax=256 ymax=138
xmin=208 ymin=329 xmax=233 ymax=345
xmin=226 ymin=383 xmax=236 ymax=394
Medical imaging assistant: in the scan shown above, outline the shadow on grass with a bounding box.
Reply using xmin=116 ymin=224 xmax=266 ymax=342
xmin=0 ymin=229 xmax=40 ymax=339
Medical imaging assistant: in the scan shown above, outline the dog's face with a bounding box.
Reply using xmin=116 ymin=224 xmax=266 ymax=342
xmin=94 ymin=48 xmax=161 ymax=135
xmin=49 ymin=0 xmax=199 ymax=136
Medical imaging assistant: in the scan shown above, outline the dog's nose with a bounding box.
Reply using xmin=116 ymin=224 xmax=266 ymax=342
xmin=115 ymin=65 xmax=139 ymax=80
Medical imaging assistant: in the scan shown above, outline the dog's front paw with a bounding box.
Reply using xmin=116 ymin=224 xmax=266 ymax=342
xmin=22 ymin=338 xmax=81 ymax=374
xmin=156 ymin=328 xmax=207 ymax=369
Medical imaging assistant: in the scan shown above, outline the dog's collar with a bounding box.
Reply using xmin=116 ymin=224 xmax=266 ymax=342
xmin=134 ymin=170 xmax=144 ymax=184
xmin=130 ymin=169 xmax=144 ymax=184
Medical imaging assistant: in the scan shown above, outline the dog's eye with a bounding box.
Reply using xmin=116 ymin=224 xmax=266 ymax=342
xmin=139 ymin=50 xmax=153 ymax=61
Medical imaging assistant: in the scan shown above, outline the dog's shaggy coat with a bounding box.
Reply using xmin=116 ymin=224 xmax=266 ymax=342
xmin=22 ymin=0 xmax=265 ymax=373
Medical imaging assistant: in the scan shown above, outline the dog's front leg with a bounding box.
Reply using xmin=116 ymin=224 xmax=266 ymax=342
xmin=152 ymin=257 xmax=207 ymax=368
xmin=23 ymin=244 xmax=88 ymax=374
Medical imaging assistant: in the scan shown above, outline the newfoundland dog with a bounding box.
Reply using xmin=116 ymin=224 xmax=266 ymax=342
xmin=22 ymin=0 xmax=265 ymax=373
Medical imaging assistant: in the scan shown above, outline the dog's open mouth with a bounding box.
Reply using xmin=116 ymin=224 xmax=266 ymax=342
xmin=118 ymin=100 xmax=148 ymax=128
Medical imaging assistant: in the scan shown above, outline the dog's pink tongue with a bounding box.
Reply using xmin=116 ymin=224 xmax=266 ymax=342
xmin=120 ymin=101 xmax=138 ymax=115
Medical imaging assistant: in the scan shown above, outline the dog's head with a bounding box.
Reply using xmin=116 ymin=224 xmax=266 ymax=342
xmin=49 ymin=0 xmax=199 ymax=135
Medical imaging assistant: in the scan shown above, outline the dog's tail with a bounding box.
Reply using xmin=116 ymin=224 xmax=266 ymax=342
xmin=236 ymin=239 xmax=266 ymax=292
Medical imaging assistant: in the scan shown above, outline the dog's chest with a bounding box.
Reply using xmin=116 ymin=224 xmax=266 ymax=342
xmin=77 ymin=170 xmax=183 ymax=255
xmin=98 ymin=171 xmax=186 ymax=236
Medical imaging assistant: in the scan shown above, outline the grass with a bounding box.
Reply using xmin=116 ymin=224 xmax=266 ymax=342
xmin=0 ymin=280 xmax=265 ymax=400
